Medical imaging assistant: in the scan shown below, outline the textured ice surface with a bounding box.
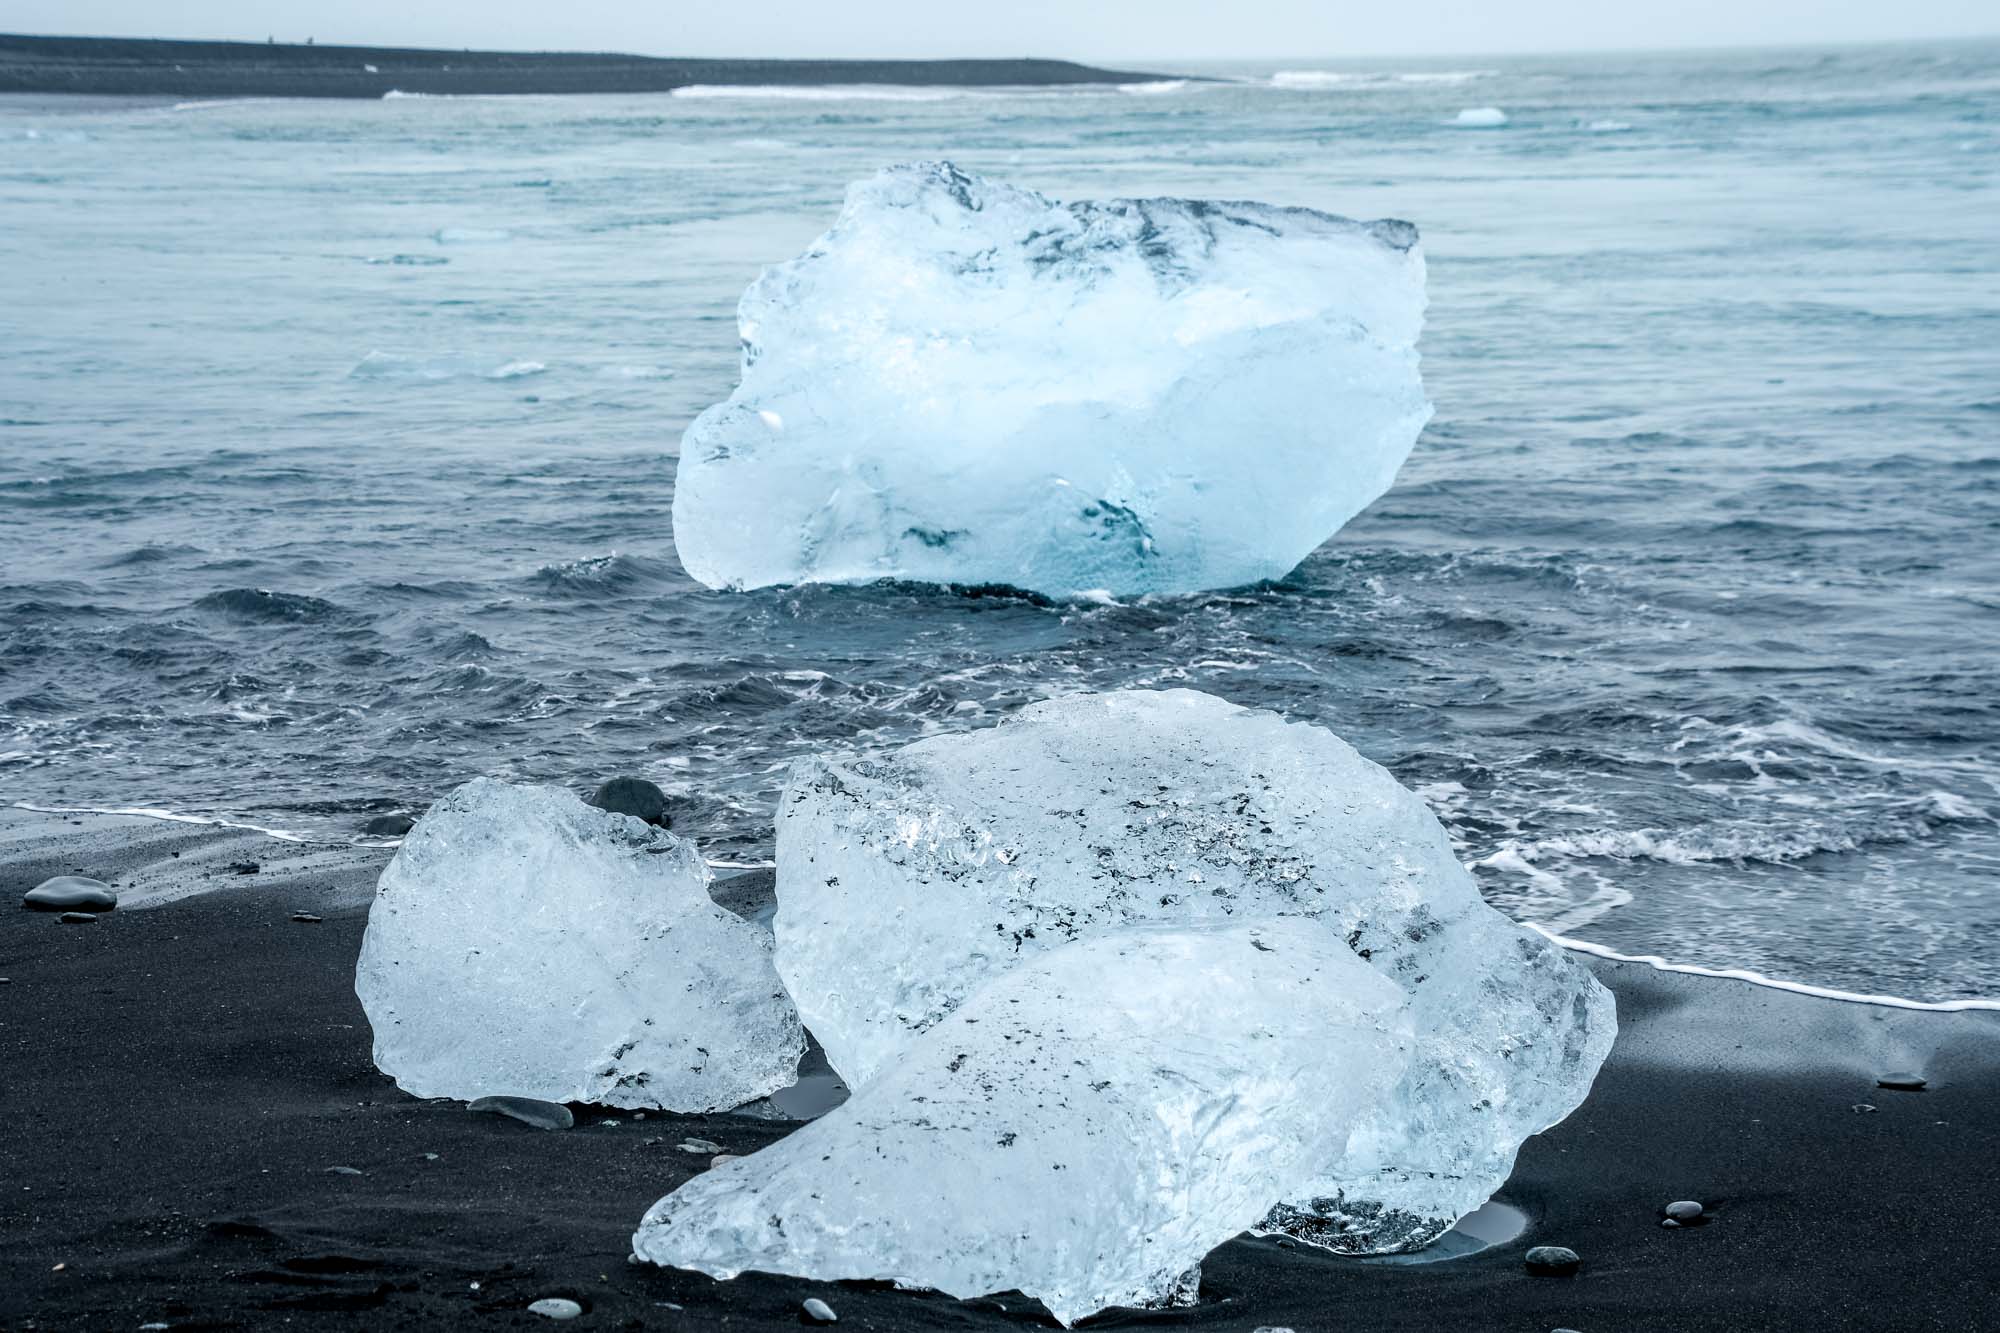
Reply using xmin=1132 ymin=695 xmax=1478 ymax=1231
xmin=635 ymin=920 xmax=1411 ymax=1325
xmin=671 ymin=161 xmax=1431 ymax=598
xmin=355 ymin=778 xmax=804 ymax=1110
xmin=774 ymin=689 xmax=1616 ymax=1252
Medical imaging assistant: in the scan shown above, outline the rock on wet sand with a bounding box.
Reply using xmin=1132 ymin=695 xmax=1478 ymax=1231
xmin=23 ymin=876 xmax=117 ymax=911
xmin=1524 ymin=1245 xmax=1581 ymax=1275
xmin=584 ymin=776 xmax=671 ymax=827
xmin=467 ymin=1096 xmax=574 ymax=1131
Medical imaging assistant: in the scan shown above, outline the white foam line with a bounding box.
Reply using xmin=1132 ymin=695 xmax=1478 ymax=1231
xmin=708 ymin=859 xmax=778 ymax=870
xmin=1531 ymin=923 xmax=2000 ymax=1012
xmin=8 ymin=801 xmax=383 ymax=847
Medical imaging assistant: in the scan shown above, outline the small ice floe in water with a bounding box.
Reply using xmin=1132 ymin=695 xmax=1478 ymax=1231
xmin=634 ymin=921 xmax=1411 ymax=1327
xmin=433 ymin=226 xmax=511 ymax=244
xmin=349 ymin=351 xmax=546 ymax=382
xmin=354 ymin=778 xmax=805 ymax=1110
xmin=773 ymin=689 xmax=1615 ymax=1254
xmin=1452 ymin=107 xmax=1509 ymax=127
xmin=23 ymin=876 xmax=117 ymax=911
xmin=671 ymin=161 xmax=1431 ymax=598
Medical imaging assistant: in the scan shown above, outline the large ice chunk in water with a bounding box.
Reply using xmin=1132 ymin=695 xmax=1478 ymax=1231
xmin=671 ymin=161 xmax=1431 ymax=598
xmin=774 ymin=689 xmax=1615 ymax=1252
xmin=634 ymin=920 xmax=1411 ymax=1325
xmin=355 ymin=778 xmax=805 ymax=1110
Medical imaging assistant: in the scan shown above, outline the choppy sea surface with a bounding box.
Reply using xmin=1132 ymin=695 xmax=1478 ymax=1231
xmin=3 ymin=42 xmax=1997 ymax=999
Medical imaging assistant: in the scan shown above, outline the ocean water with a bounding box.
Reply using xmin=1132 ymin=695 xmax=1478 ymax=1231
xmin=3 ymin=42 xmax=1997 ymax=1000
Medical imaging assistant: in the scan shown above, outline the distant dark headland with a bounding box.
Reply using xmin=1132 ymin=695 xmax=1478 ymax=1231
xmin=0 ymin=33 xmax=1179 ymax=99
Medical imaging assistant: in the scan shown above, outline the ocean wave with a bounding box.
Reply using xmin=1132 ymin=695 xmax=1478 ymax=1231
xmin=1468 ymin=796 xmax=1986 ymax=877
xmin=1117 ymin=80 xmax=1193 ymax=95
xmin=191 ymin=588 xmax=344 ymax=624
xmin=530 ymin=552 xmax=679 ymax=597
xmin=105 ymin=543 xmax=204 ymax=567
xmin=1451 ymin=107 xmax=1509 ymax=127
xmin=669 ymin=84 xmax=983 ymax=102
xmin=1271 ymin=69 xmax=1495 ymax=89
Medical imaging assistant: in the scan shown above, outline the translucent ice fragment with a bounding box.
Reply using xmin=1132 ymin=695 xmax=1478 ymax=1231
xmin=671 ymin=161 xmax=1432 ymax=597
xmin=634 ymin=920 xmax=1411 ymax=1325
xmin=355 ymin=778 xmax=804 ymax=1110
xmin=773 ymin=688 xmax=1615 ymax=1252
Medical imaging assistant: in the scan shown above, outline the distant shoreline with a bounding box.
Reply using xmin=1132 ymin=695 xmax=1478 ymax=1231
xmin=0 ymin=33 xmax=1181 ymax=99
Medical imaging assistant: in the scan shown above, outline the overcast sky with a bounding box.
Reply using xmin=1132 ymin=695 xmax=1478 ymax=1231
xmin=7 ymin=1 xmax=1995 ymax=61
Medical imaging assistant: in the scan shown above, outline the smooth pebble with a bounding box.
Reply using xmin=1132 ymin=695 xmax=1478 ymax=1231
xmin=1524 ymin=1245 xmax=1581 ymax=1275
xmin=802 ymin=1297 xmax=837 ymax=1323
xmin=1877 ymin=1072 xmax=1927 ymax=1091
xmin=468 ymin=1095 xmax=574 ymax=1131
xmin=1664 ymin=1199 xmax=1703 ymax=1222
xmin=528 ymin=1297 xmax=583 ymax=1320
xmin=24 ymin=876 xmax=118 ymax=911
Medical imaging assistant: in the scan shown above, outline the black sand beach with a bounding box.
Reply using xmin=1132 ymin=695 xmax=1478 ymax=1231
xmin=0 ymin=34 xmax=1175 ymax=100
xmin=3 ymin=809 xmax=1995 ymax=1330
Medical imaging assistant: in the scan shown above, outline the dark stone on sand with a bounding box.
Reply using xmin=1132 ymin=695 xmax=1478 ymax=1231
xmin=1878 ymin=1073 xmax=1927 ymax=1091
xmin=468 ymin=1096 xmax=573 ymax=1131
xmin=1524 ymin=1246 xmax=1581 ymax=1276
xmin=1664 ymin=1200 xmax=1704 ymax=1222
xmin=24 ymin=875 xmax=117 ymax=911
xmin=228 ymin=861 xmax=261 ymax=875
xmin=363 ymin=813 xmax=417 ymax=836
xmin=585 ymin=777 xmax=671 ymax=828
xmin=58 ymin=911 xmax=98 ymax=924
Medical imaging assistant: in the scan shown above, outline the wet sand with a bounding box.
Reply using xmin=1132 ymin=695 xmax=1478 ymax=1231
xmin=0 ymin=34 xmax=1176 ymax=100
xmin=3 ymin=808 xmax=1995 ymax=1329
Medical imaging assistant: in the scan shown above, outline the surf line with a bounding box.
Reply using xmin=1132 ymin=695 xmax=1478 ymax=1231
xmin=9 ymin=800 xmax=777 ymax=871
xmin=1530 ymin=923 xmax=2000 ymax=1013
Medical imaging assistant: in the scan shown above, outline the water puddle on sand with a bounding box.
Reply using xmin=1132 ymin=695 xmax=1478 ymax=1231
xmin=1358 ymin=1200 xmax=1530 ymax=1264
